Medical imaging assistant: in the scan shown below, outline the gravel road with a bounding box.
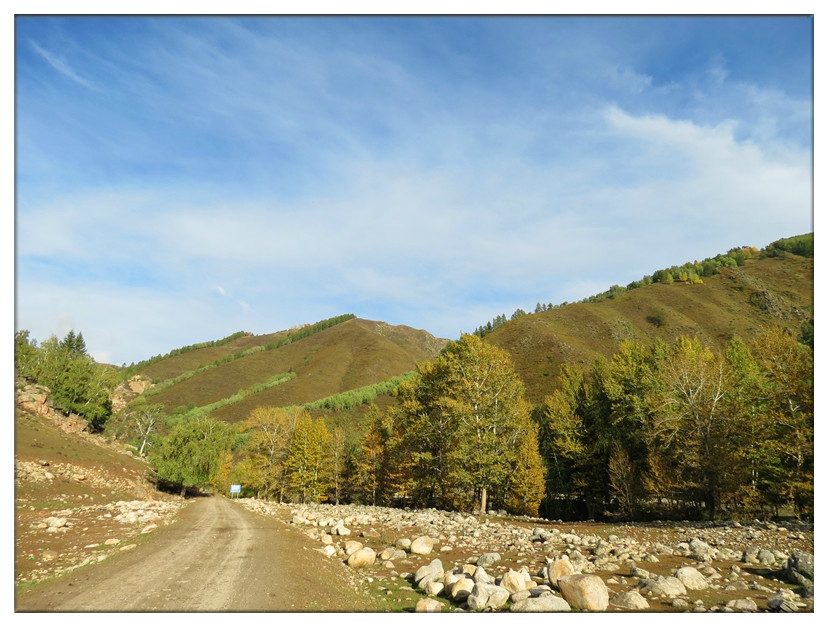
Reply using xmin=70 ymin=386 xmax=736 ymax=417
xmin=16 ymin=495 xmax=368 ymax=612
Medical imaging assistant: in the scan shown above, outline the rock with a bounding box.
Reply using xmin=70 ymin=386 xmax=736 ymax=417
xmin=140 ymin=523 xmax=157 ymax=534
xmin=510 ymin=590 xmax=532 ymax=603
xmin=510 ymin=594 xmax=571 ymax=612
xmin=449 ymin=576 xmax=475 ymax=601
xmin=467 ymin=582 xmax=510 ymax=610
xmin=500 ymin=569 xmax=528 ymax=594
xmin=639 ymin=576 xmax=687 ymax=597
xmin=784 ymin=551 xmax=814 ymax=585
xmin=675 ymin=566 xmax=708 ymax=590
xmin=344 ymin=540 xmax=364 ymax=556
xmin=414 ymin=559 xmax=444 ymax=587
xmin=41 ymin=549 xmax=58 ymax=561
xmin=472 ymin=565 xmax=495 ymax=584
xmin=119 ymin=544 xmax=137 ymax=552
xmin=415 ymin=598 xmax=443 ymax=613
xmin=630 ymin=566 xmax=652 ymax=579
xmin=347 ymin=547 xmax=376 ymax=568
xmin=767 ymin=597 xmax=799 ymax=613
xmin=546 ymin=557 xmax=576 ymax=589
xmin=410 ymin=536 xmax=434 ymax=555
xmin=557 ymin=574 xmax=609 ymax=611
xmin=476 ymin=552 xmax=501 ymax=568
xmin=333 ymin=524 xmax=351 ymax=536
xmin=610 ymin=590 xmax=650 ymax=610
xmin=423 ymin=580 xmax=444 ymax=596
xmin=671 ymin=598 xmax=690 ymax=609
xmin=321 ymin=545 xmax=337 ymax=557
xmin=395 ymin=537 xmax=412 ymax=550
xmin=104 ymin=538 xmax=120 ymax=545
xmin=726 ymin=598 xmax=758 ymax=612
xmin=756 ymin=549 xmax=776 ymax=565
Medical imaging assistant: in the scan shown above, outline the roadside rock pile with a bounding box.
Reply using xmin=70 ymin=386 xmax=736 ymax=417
xmin=237 ymin=499 xmax=813 ymax=613
xmin=15 ymin=458 xmax=152 ymax=498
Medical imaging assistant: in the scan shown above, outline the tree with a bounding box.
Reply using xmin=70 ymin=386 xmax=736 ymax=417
xmin=329 ymin=426 xmax=347 ymax=505
xmin=356 ymin=405 xmax=396 ymax=506
xmin=504 ymin=418 xmax=546 ymax=516
xmin=241 ymin=406 xmax=301 ymax=501
xmin=129 ymin=403 xmax=164 ymax=456
xmin=647 ymin=336 xmax=748 ymax=519
xmin=153 ymin=417 xmax=235 ymax=497
xmin=395 ymin=334 xmax=531 ymax=513
xmin=283 ymin=413 xmax=331 ymax=503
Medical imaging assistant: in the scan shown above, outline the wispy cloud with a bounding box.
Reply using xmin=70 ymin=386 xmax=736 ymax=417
xmin=29 ymin=40 xmax=96 ymax=90
xmin=14 ymin=17 xmax=813 ymax=364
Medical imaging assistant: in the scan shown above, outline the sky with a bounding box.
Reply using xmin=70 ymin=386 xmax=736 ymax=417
xmin=13 ymin=14 xmax=814 ymax=366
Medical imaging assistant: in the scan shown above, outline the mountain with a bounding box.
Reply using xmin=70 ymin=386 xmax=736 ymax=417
xmin=483 ymin=253 xmax=813 ymax=405
xmin=131 ymin=317 xmax=448 ymax=424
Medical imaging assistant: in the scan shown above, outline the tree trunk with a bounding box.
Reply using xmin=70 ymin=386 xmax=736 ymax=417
xmin=180 ymin=486 xmax=187 ymax=498
xmin=479 ymin=486 xmax=488 ymax=514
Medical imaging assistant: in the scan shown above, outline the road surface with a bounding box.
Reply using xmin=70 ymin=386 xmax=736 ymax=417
xmin=16 ymin=496 xmax=369 ymax=612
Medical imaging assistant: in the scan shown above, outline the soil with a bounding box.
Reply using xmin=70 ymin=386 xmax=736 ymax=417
xmin=16 ymin=495 xmax=375 ymax=611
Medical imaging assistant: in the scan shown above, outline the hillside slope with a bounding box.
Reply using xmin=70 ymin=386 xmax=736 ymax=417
xmin=140 ymin=318 xmax=448 ymax=423
xmin=484 ymin=254 xmax=813 ymax=405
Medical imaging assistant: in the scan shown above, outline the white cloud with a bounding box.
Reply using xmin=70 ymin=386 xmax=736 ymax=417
xmin=29 ymin=40 xmax=96 ymax=90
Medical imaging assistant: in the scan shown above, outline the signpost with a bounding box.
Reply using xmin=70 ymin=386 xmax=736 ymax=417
xmin=230 ymin=484 xmax=241 ymax=499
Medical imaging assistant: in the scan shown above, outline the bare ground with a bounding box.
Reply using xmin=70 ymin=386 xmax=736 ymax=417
xmin=16 ymin=495 xmax=375 ymax=612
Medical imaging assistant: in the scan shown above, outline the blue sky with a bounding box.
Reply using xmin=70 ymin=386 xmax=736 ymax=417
xmin=14 ymin=15 xmax=814 ymax=365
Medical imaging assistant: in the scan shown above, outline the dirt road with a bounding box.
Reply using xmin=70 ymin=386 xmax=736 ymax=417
xmin=16 ymin=495 xmax=372 ymax=612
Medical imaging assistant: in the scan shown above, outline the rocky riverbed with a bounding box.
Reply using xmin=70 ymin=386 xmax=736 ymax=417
xmin=238 ymin=499 xmax=814 ymax=613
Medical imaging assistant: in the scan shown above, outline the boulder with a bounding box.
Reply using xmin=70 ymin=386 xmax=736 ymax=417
xmin=500 ymin=569 xmax=528 ymax=594
xmin=415 ymin=598 xmax=443 ymax=613
xmin=423 ymin=580 xmax=444 ymax=596
xmin=414 ymin=559 xmax=444 ymax=587
xmin=449 ymin=576 xmax=475 ymax=601
xmin=726 ymin=598 xmax=759 ymax=612
xmin=610 ymin=590 xmax=649 ymax=610
xmin=410 ymin=536 xmax=434 ymax=555
xmin=675 ymin=566 xmax=708 ymax=591
xmin=784 ymin=551 xmax=814 ymax=585
xmin=346 ymin=547 xmax=376 ymax=568
xmin=477 ymin=552 xmax=501 ymax=568
xmin=467 ymin=582 xmax=510 ymax=611
xmin=557 ymin=574 xmax=609 ymax=611
xmin=472 ymin=565 xmax=495 ymax=584
xmin=344 ymin=540 xmax=364 ymax=556
xmin=639 ymin=576 xmax=687 ymax=597
xmin=546 ymin=557 xmax=576 ymax=589
xmin=510 ymin=594 xmax=571 ymax=612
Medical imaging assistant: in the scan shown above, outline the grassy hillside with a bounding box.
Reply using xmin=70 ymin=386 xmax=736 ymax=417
xmin=137 ymin=318 xmax=448 ymax=423
xmin=484 ymin=254 xmax=813 ymax=405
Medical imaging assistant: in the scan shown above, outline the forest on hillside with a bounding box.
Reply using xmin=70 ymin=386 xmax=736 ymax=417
xmin=14 ymin=236 xmax=813 ymax=522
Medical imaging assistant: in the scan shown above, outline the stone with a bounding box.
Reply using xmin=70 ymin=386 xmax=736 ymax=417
xmin=41 ymin=549 xmax=58 ymax=561
xmin=639 ymin=576 xmax=687 ymax=597
xmin=557 ymin=574 xmax=609 ymax=611
xmin=671 ymin=598 xmax=689 ymax=609
xmin=410 ymin=536 xmax=434 ymax=555
xmin=630 ymin=566 xmax=652 ymax=579
xmin=395 ymin=537 xmax=412 ymax=550
xmin=415 ymin=559 xmax=444 ymax=587
xmin=784 ymin=551 xmax=814 ymax=585
xmin=423 ymin=580 xmax=444 ymax=596
xmin=140 ymin=524 xmax=158 ymax=534
xmin=344 ymin=540 xmax=364 ymax=556
xmin=675 ymin=566 xmax=708 ymax=590
xmin=347 ymin=547 xmax=376 ymax=568
xmin=767 ymin=597 xmax=798 ymax=613
xmin=510 ymin=594 xmax=571 ymax=612
xmin=510 ymin=590 xmax=532 ymax=603
xmin=449 ymin=576 xmax=475 ymax=601
xmin=546 ymin=557 xmax=576 ymax=589
xmin=476 ymin=552 xmax=501 ymax=568
xmin=415 ymin=598 xmax=443 ymax=613
xmin=104 ymin=538 xmax=120 ymax=545
xmin=726 ymin=598 xmax=758 ymax=612
xmin=610 ymin=590 xmax=650 ymax=610
xmin=467 ymin=582 xmax=510 ymax=610
xmin=500 ymin=569 xmax=528 ymax=594
xmin=321 ymin=545 xmax=336 ymax=557
xmin=472 ymin=565 xmax=495 ymax=584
